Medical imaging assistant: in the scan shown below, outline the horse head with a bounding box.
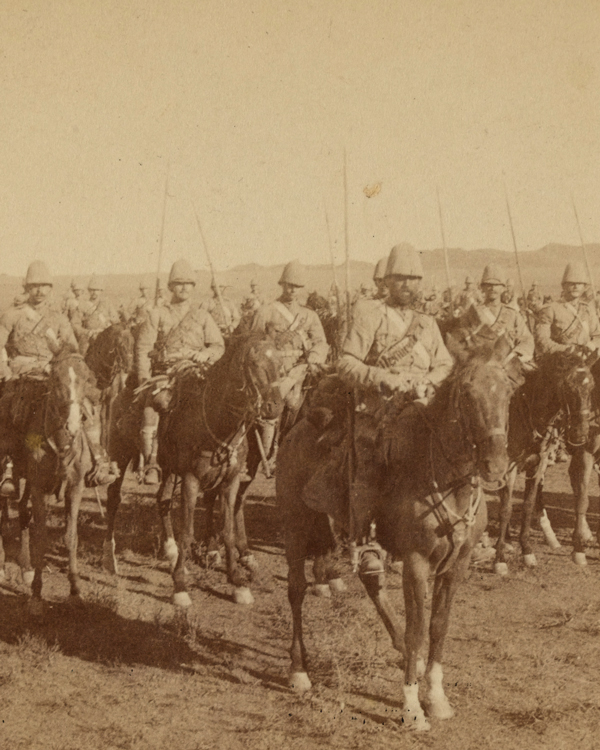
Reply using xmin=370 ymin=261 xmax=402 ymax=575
xmin=49 ymin=346 xmax=98 ymax=438
xmin=539 ymin=349 xmax=596 ymax=449
xmin=450 ymin=336 xmax=521 ymax=484
xmin=244 ymin=335 xmax=286 ymax=421
xmin=85 ymin=323 xmax=134 ymax=391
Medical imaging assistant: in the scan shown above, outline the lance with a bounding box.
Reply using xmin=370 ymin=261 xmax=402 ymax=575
xmin=192 ymin=204 xmax=234 ymax=335
xmin=503 ymin=183 xmax=530 ymax=329
xmin=343 ymin=149 xmax=352 ymax=331
xmin=436 ymin=186 xmax=453 ymax=313
xmin=324 ymin=206 xmax=342 ymax=318
xmin=155 ymin=161 xmax=170 ymax=306
xmin=572 ymin=196 xmax=597 ymax=299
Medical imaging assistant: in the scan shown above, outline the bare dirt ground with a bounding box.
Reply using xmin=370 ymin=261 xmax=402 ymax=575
xmin=1 ymin=464 xmax=600 ymax=750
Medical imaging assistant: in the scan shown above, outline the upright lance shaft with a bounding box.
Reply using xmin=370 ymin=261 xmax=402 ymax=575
xmin=572 ymin=197 xmax=596 ymax=298
xmin=436 ymin=186 xmax=453 ymax=311
xmin=155 ymin=162 xmax=170 ymax=306
xmin=343 ymin=150 xmax=351 ymax=331
xmin=324 ymin=206 xmax=341 ymax=318
xmin=192 ymin=205 xmax=232 ymax=333
xmin=503 ymin=185 xmax=529 ymax=327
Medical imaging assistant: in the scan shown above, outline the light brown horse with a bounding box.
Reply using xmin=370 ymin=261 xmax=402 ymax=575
xmin=277 ymin=338 xmax=519 ymax=731
xmin=106 ymin=331 xmax=285 ymax=605
xmin=0 ymin=349 xmax=100 ymax=614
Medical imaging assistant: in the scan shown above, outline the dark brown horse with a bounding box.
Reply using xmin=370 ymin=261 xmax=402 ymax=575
xmin=495 ymin=349 xmax=596 ymax=573
xmin=278 ymin=338 xmax=519 ymax=730
xmin=1 ymin=349 xmax=100 ymax=614
xmin=106 ymin=331 xmax=284 ymax=605
xmin=84 ymin=323 xmax=134 ymax=451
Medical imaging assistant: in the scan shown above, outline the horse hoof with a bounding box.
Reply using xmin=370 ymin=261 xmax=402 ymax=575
xmin=28 ymin=598 xmax=44 ymax=618
xmin=572 ymin=552 xmax=587 ymax=567
xmin=206 ymin=551 xmax=222 ymax=568
xmin=102 ymin=540 xmax=119 ymax=575
xmin=164 ymin=539 xmax=178 ymax=570
xmin=494 ymin=562 xmax=509 ymax=576
xmin=240 ymin=554 xmax=258 ymax=572
xmin=233 ymin=587 xmax=254 ymax=605
xmin=173 ymin=591 xmax=192 ymax=608
xmin=523 ymin=554 xmax=537 ymax=568
xmin=312 ymin=584 xmax=331 ymax=598
xmin=328 ymin=577 xmax=347 ymax=593
xmin=401 ymin=710 xmax=430 ymax=732
xmin=424 ymin=697 xmax=455 ymax=720
xmin=22 ymin=570 xmax=34 ymax=587
xmin=289 ymin=672 xmax=312 ymax=692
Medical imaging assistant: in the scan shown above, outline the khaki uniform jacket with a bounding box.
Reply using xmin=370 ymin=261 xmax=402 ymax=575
xmin=338 ymin=299 xmax=453 ymax=389
xmin=461 ymin=303 xmax=534 ymax=362
xmin=0 ymin=302 xmax=79 ymax=376
xmin=135 ymin=301 xmax=225 ymax=382
xmin=535 ymin=299 xmax=600 ymax=355
xmin=200 ymin=296 xmax=241 ymax=333
xmin=251 ymin=299 xmax=329 ymax=373
xmin=75 ymin=297 xmax=120 ymax=336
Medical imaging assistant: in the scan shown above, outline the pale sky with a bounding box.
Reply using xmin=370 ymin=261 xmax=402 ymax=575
xmin=0 ymin=0 xmax=598 ymax=277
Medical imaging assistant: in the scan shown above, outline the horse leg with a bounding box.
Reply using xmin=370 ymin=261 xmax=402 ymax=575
xmin=64 ymin=479 xmax=84 ymax=599
xmin=286 ymin=509 xmax=314 ymax=692
xmin=0 ymin=495 xmax=8 ymax=579
xmin=17 ymin=482 xmax=33 ymax=586
xmin=533 ymin=477 xmax=561 ymax=549
xmin=102 ymin=461 xmax=127 ymax=575
xmin=203 ymin=487 xmax=222 ymax=568
xmin=172 ymin=472 xmax=199 ymax=608
xmin=569 ymin=447 xmax=594 ymax=565
xmin=423 ymin=551 xmax=471 ymax=721
xmin=28 ymin=486 xmax=47 ymax=617
xmin=520 ymin=454 xmax=548 ymax=568
xmin=495 ymin=465 xmax=517 ymax=575
xmin=157 ymin=473 xmax=178 ymax=570
xmin=222 ymin=475 xmax=254 ymax=604
xmin=400 ymin=552 xmax=430 ymax=730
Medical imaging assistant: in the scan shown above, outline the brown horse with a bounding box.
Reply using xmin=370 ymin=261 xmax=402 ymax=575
xmin=495 ymin=349 xmax=596 ymax=573
xmin=105 ymin=331 xmax=284 ymax=605
xmin=277 ymin=338 xmax=519 ymax=731
xmin=84 ymin=322 xmax=134 ymax=451
xmin=1 ymin=349 xmax=100 ymax=614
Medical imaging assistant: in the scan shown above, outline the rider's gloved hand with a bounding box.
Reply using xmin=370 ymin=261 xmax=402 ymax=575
xmin=377 ymin=372 xmax=411 ymax=395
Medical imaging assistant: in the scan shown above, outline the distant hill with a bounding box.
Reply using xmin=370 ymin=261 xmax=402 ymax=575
xmin=0 ymin=243 xmax=597 ymax=310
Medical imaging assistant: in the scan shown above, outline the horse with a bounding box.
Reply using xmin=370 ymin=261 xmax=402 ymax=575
xmin=84 ymin=322 xmax=134 ymax=451
xmin=277 ymin=337 xmax=520 ymax=730
xmin=105 ymin=331 xmax=285 ymax=605
xmin=0 ymin=349 xmax=100 ymax=614
xmin=494 ymin=349 xmax=596 ymax=573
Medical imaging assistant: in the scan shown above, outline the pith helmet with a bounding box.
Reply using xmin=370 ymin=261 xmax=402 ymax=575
xmin=279 ymin=260 xmax=306 ymax=287
xmin=465 ymin=275 xmax=474 ymax=284
xmin=562 ymin=262 xmax=589 ymax=285
xmin=373 ymin=257 xmax=388 ymax=281
xmin=88 ymin=275 xmax=104 ymax=291
xmin=481 ymin=264 xmax=506 ymax=286
xmin=72 ymin=278 xmax=86 ymax=292
xmin=24 ymin=260 xmax=52 ymax=287
xmin=384 ymin=244 xmax=423 ymax=279
xmin=168 ymin=259 xmax=196 ymax=286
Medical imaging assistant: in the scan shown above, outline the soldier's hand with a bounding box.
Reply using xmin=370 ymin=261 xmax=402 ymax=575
xmin=378 ymin=372 xmax=410 ymax=395
xmin=192 ymin=351 xmax=209 ymax=364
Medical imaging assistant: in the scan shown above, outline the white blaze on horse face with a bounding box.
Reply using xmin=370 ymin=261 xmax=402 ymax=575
xmin=67 ymin=366 xmax=82 ymax=436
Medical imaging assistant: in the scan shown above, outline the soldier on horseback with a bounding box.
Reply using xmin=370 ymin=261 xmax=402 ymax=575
xmin=201 ymin=282 xmax=241 ymax=337
xmin=251 ymin=260 xmax=329 ymax=455
xmin=337 ymin=243 xmax=453 ymax=574
xmin=457 ymin=264 xmax=534 ymax=365
xmin=0 ymin=261 xmax=118 ymax=490
xmin=535 ymin=262 xmax=600 ymax=355
xmin=135 ymin=259 xmax=225 ymax=484
xmin=74 ymin=275 xmax=120 ymax=355
xmin=128 ymin=279 xmax=154 ymax=329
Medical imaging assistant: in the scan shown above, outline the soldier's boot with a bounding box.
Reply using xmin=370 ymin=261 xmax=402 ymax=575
xmin=83 ymin=413 xmax=120 ymax=487
xmin=0 ymin=459 xmax=17 ymax=498
xmin=140 ymin=406 xmax=161 ymax=485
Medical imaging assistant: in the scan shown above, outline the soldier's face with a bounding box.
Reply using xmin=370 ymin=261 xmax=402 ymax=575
xmin=482 ymin=283 xmax=504 ymax=303
xmin=170 ymin=282 xmax=195 ymax=302
xmin=89 ymin=289 xmax=100 ymax=301
xmin=280 ymin=282 xmax=301 ymax=303
xmin=386 ymin=275 xmax=420 ymax=307
xmin=74 ymin=289 xmax=85 ymax=299
xmin=563 ymin=282 xmax=586 ymax=301
xmin=26 ymin=284 xmax=52 ymax=306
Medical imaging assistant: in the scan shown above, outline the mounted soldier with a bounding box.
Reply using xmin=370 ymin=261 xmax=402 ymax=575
xmin=201 ymin=281 xmax=241 ymax=338
xmin=63 ymin=278 xmax=87 ymax=322
xmin=0 ymin=261 xmax=117 ymax=489
xmin=456 ymin=264 xmax=534 ymax=365
xmin=423 ymin=283 xmax=443 ymax=316
xmin=320 ymin=243 xmax=454 ymax=574
xmin=535 ymin=262 xmax=600 ymax=356
xmin=456 ymin=274 xmax=480 ymax=314
xmin=501 ymin=278 xmax=520 ymax=311
xmin=128 ymin=279 xmax=154 ymax=330
xmin=74 ymin=275 xmax=119 ymax=355
xmin=251 ymin=260 xmax=328 ymax=452
xmin=135 ymin=259 xmax=225 ymax=484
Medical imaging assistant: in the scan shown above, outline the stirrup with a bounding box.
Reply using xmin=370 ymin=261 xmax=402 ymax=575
xmin=142 ymin=464 xmax=162 ymax=485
